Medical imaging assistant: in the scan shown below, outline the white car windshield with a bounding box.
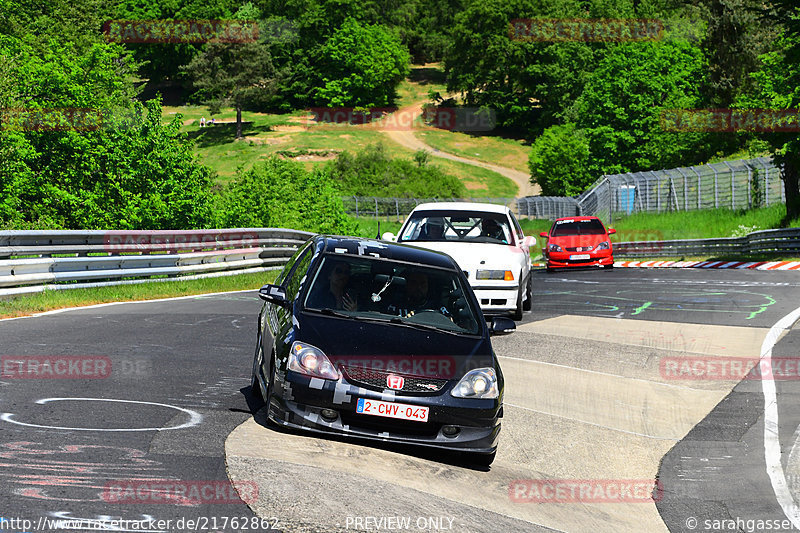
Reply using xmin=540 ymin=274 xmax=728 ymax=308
xmin=398 ymin=210 xmax=512 ymax=245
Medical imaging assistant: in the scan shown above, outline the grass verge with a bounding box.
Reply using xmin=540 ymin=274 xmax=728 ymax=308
xmin=417 ymin=130 xmax=531 ymax=174
xmin=0 ymin=271 xmax=278 ymax=319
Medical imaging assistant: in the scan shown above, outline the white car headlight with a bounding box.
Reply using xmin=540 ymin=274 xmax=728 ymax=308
xmin=288 ymin=341 xmax=339 ymax=380
xmin=476 ymin=270 xmax=514 ymax=281
xmin=451 ymin=368 xmax=499 ymax=399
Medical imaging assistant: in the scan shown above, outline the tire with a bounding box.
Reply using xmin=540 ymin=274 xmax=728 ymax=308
xmin=250 ymin=341 xmax=272 ymax=404
xmin=603 ymin=263 xmax=614 ymax=270
xmin=512 ymin=282 xmax=524 ymax=321
xmin=522 ymin=273 xmax=532 ymax=311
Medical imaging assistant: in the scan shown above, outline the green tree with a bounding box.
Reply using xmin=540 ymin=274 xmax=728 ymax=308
xmin=528 ymin=123 xmax=592 ymax=196
xmin=566 ymin=40 xmax=714 ymax=177
xmin=0 ymin=35 xmax=214 ymax=229
xmin=740 ymin=0 xmax=800 ymax=221
xmin=316 ymin=18 xmax=410 ymax=107
xmin=183 ymin=6 xmax=277 ymax=139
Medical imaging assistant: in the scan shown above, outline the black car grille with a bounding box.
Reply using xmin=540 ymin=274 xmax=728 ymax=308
xmin=341 ymin=365 xmax=448 ymax=393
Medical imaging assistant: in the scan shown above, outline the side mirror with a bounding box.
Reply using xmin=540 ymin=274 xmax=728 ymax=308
xmin=608 ymin=228 xmax=617 ymax=235
xmin=521 ymin=235 xmax=536 ymax=247
xmin=382 ymin=232 xmax=397 ymax=242
xmin=539 ymin=232 xmax=549 ymax=238
xmin=490 ymin=317 xmax=516 ymax=335
xmin=258 ymin=284 xmax=290 ymax=308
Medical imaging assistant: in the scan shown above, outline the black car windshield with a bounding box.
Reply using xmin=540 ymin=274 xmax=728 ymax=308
xmin=552 ymin=218 xmax=606 ymax=236
xmin=398 ymin=210 xmax=512 ymax=245
xmin=303 ymin=255 xmax=482 ymax=335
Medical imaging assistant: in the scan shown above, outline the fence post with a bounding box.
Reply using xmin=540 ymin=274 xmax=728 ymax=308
xmin=722 ymin=161 xmax=735 ymax=209
xmin=677 ymin=168 xmax=689 ymax=211
xmin=746 ymin=164 xmax=752 ymax=208
xmin=395 ymin=198 xmax=400 ymax=222
xmin=690 ymin=166 xmax=701 ymax=209
xmin=711 ymin=165 xmax=719 ymax=208
xmin=354 ymin=196 xmax=359 ymax=217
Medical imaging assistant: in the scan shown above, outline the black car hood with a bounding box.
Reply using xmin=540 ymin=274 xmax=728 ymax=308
xmin=297 ymin=312 xmax=494 ymax=379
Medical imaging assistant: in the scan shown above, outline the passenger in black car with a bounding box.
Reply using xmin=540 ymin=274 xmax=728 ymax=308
xmin=310 ymin=260 xmax=358 ymax=311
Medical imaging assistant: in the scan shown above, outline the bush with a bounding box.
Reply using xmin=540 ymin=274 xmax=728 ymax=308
xmin=327 ymin=143 xmax=466 ymax=198
xmin=215 ymin=157 xmax=356 ymax=235
xmin=528 ymin=124 xmax=593 ymax=196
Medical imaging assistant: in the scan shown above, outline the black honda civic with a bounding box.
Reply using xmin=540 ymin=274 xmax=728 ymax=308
xmin=251 ymin=235 xmax=513 ymax=466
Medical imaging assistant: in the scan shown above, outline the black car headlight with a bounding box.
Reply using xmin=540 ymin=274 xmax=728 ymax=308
xmin=451 ymin=368 xmax=499 ymax=399
xmin=288 ymin=341 xmax=339 ymax=380
xmin=596 ymin=241 xmax=610 ymax=250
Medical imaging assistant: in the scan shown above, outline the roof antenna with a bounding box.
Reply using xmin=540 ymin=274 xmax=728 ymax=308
xmin=376 ymin=219 xmax=381 ymax=240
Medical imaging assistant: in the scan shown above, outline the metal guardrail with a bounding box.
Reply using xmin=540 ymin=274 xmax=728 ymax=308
xmin=613 ymin=227 xmax=800 ymax=258
xmin=0 ymin=228 xmax=313 ymax=296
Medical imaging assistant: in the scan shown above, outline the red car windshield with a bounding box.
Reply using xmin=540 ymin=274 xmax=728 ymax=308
xmin=552 ymin=219 xmax=606 ymax=237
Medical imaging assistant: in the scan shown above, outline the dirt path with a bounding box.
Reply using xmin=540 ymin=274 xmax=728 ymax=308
xmin=379 ymin=101 xmax=539 ymax=197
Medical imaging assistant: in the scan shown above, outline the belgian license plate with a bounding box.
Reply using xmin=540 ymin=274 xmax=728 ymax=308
xmin=570 ymin=254 xmax=591 ymax=260
xmin=356 ymin=398 xmax=429 ymax=422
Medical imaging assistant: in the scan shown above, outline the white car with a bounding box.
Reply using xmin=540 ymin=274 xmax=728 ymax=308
xmin=382 ymin=202 xmax=533 ymax=320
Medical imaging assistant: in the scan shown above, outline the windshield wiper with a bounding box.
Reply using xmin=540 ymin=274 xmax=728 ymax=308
xmin=387 ymin=316 xmax=466 ymax=335
xmin=307 ymin=307 xmax=356 ymax=319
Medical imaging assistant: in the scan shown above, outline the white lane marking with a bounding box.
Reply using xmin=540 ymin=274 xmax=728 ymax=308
xmin=0 ymin=289 xmax=258 ymax=323
xmin=762 ymin=305 xmax=800 ymax=526
xmin=0 ymin=398 xmax=202 ymax=432
xmin=504 ymin=402 xmax=679 ymax=441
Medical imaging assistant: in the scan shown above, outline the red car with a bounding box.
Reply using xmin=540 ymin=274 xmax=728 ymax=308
xmin=539 ymin=216 xmax=616 ymax=271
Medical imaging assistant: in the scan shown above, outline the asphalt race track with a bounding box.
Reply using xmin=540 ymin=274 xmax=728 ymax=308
xmin=2 ymin=268 xmax=800 ymax=532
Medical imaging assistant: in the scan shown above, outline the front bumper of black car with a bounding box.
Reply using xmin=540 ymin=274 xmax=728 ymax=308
xmin=266 ymin=370 xmax=502 ymax=453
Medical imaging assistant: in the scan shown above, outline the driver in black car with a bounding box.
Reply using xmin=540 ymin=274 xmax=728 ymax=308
xmin=388 ymin=271 xmax=451 ymax=319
